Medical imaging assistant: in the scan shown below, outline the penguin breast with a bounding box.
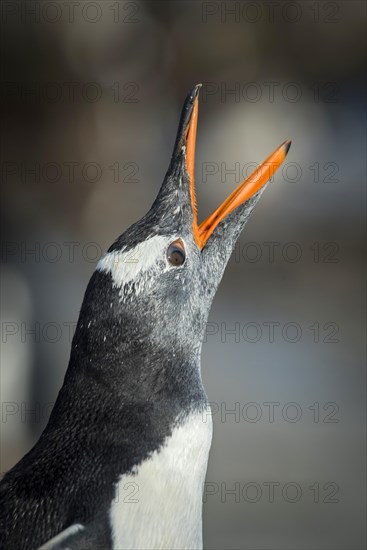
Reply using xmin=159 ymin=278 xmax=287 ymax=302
xmin=109 ymin=412 xmax=213 ymax=550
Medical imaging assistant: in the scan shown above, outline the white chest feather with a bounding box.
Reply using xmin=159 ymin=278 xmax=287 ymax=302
xmin=109 ymin=413 xmax=213 ymax=550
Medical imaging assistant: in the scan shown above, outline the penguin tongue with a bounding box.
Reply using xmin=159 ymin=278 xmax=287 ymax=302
xmin=184 ymin=90 xmax=291 ymax=250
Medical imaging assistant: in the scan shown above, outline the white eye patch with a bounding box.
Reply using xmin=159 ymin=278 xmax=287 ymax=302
xmin=97 ymin=235 xmax=173 ymax=294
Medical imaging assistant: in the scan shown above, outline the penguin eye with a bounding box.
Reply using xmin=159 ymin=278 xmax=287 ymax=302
xmin=167 ymin=239 xmax=186 ymax=267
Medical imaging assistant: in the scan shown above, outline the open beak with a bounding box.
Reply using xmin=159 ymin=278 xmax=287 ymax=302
xmin=184 ymin=84 xmax=291 ymax=249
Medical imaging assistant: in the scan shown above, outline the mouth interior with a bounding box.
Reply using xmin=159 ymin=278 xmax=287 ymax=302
xmin=185 ymin=94 xmax=291 ymax=250
xmin=185 ymin=95 xmax=200 ymax=245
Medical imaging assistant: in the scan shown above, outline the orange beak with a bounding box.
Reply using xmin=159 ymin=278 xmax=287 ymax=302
xmin=185 ymin=91 xmax=291 ymax=249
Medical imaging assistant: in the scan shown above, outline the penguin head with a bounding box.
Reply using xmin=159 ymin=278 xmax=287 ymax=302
xmin=85 ymin=86 xmax=291 ymax=359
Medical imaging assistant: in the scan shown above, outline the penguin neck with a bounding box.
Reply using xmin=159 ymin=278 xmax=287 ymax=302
xmin=67 ymin=314 xmax=204 ymax=403
xmin=46 ymin=268 xmax=209 ymax=471
xmin=46 ymin=314 xmax=208 ymax=474
xmin=64 ymin=269 xmax=206 ymax=410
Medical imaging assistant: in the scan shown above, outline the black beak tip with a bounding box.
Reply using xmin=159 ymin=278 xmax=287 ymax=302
xmin=188 ymin=83 xmax=202 ymax=103
xmin=284 ymin=140 xmax=292 ymax=155
xmin=185 ymin=84 xmax=202 ymax=111
xmin=172 ymin=85 xmax=202 ymax=158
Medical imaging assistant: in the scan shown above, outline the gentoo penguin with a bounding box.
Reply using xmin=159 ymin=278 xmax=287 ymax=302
xmin=0 ymin=85 xmax=291 ymax=550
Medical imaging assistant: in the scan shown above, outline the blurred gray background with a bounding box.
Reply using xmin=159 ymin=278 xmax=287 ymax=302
xmin=1 ymin=1 xmax=366 ymax=549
